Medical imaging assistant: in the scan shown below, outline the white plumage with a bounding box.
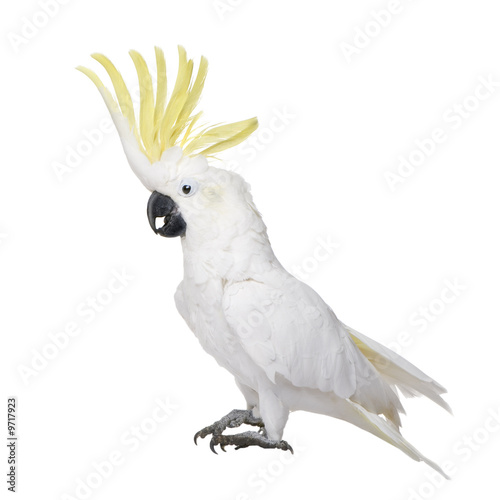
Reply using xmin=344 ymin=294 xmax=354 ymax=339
xmin=173 ymin=162 xmax=450 ymax=475
xmin=79 ymin=47 xmax=451 ymax=477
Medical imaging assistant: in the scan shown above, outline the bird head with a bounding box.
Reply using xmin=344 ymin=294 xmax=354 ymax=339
xmin=144 ymin=148 xmax=258 ymax=244
xmin=78 ymin=46 xmax=258 ymax=241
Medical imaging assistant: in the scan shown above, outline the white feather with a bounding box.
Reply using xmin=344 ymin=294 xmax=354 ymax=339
xmin=169 ymin=166 xmax=450 ymax=476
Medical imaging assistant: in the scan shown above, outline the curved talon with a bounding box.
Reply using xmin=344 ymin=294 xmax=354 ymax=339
xmin=194 ymin=429 xmax=208 ymax=444
xmin=193 ymin=409 xmax=264 ymax=449
xmin=194 ymin=411 xmax=292 ymax=454
xmin=198 ymin=430 xmax=292 ymax=453
xmin=209 ymin=439 xmax=218 ymax=454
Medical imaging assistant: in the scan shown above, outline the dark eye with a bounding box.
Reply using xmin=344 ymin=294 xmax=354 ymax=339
xmin=178 ymin=178 xmax=198 ymax=197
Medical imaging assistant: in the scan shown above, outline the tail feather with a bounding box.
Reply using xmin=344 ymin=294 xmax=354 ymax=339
xmin=346 ymin=399 xmax=449 ymax=479
xmin=344 ymin=323 xmax=451 ymax=414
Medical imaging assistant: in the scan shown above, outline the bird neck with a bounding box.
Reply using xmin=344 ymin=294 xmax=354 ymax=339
xmin=180 ymin=223 xmax=279 ymax=283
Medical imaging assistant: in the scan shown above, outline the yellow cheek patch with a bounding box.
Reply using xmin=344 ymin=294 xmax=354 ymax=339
xmin=202 ymin=184 xmax=224 ymax=202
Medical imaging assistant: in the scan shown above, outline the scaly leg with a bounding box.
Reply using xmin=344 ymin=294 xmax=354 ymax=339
xmin=209 ymin=430 xmax=293 ymax=454
xmin=194 ymin=409 xmax=292 ymax=454
xmin=194 ymin=409 xmax=264 ymax=448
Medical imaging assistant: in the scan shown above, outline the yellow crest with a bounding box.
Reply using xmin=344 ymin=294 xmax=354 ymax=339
xmin=77 ymin=46 xmax=258 ymax=163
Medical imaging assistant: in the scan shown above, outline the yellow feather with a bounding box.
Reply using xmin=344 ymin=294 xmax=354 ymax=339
xmin=76 ymin=65 xmax=123 ymax=119
xmin=185 ymin=118 xmax=258 ymax=156
xmin=160 ymin=47 xmax=189 ymax=149
xmin=76 ymin=66 xmax=105 ymax=89
xmin=200 ymin=120 xmax=258 ymax=156
xmin=91 ymin=53 xmax=136 ymax=132
xmin=129 ymin=50 xmax=155 ymax=160
xmin=154 ymin=47 xmax=167 ymax=132
xmin=180 ymin=111 xmax=203 ymax=149
xmin=76 ymin=65 xmax=149 ymax=159
xmin=171 ymin=56 xmax=208 ymax=145
xmin=79 ymin=47 xmax=258 ymax=163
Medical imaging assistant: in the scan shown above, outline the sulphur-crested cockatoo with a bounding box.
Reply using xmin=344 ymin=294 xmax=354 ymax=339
xmin=78 ymin=47 xmax=451 ymax=477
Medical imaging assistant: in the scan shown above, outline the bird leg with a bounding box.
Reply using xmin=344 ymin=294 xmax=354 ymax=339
xmin=194 ymin=409 xmax=293 ymax=454
xmin=194 ymin=409 xmax=264 ymax=442
xmin=209 ymin=431 xmax=294 ymax=454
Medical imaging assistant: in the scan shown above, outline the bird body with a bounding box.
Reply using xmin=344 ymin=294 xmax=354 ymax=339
xmin=172 ymin=160 xmax=449 ymax=474
xmin=79 ymin=46 xmax=451 ymax=477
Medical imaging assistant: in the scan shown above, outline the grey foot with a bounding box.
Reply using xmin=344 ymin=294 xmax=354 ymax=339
xmin=210 ymin=431 xmax=294 ymax=454
xmin=194 ymin=409 xmax=265 ymax=446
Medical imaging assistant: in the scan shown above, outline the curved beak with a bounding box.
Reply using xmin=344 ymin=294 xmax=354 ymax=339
xmin=147 ymin=191 xmax=187 ymax=238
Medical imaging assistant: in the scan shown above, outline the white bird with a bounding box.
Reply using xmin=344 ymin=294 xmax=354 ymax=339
xmin=78 ymin=46 xmax=451 ymax=477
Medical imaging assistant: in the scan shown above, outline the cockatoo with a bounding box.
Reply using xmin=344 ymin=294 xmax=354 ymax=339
xmin=78 ymin=47 xmax=451 ymax=477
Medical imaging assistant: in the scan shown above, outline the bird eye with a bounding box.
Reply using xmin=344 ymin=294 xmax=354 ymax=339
xmin=178 ymin=178 xmax=198 ymax=197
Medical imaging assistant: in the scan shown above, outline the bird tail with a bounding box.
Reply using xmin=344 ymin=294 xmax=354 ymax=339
xmin=340 ymin=324 xmax=451 ymax=478
xmin=345 ymin=399 xmax=449 ymax=479
xmin=344 ymin=324 xmax=452 ymax=414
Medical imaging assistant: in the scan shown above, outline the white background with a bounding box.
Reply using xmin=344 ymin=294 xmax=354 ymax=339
xmin=2 ymin=1 xmax=500 ymax=499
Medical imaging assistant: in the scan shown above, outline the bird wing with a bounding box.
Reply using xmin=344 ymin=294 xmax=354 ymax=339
xmin=222 ymin=275 xmax=398 ymax=410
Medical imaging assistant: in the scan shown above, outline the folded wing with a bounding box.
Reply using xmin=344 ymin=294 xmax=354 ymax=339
xmin=222 ymin=276 xmax=405 ymax=426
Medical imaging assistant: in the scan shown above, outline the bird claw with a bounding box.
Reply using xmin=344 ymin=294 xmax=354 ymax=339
xmin=194 ymin=426 xmax=217 ymax=445
xmin=194 ymin=409 xmax=264 ymax=446
xmin=194 ymin=410 xmax=290 ymax=454
xmin=205 ymin=431 xmax=294 ymax=454
xmin=209 ymin=438 xmax=219 ymax=454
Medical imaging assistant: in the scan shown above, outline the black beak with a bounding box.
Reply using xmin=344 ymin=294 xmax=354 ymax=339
xmin=147 ymin=191 xmax=187 ymax=238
